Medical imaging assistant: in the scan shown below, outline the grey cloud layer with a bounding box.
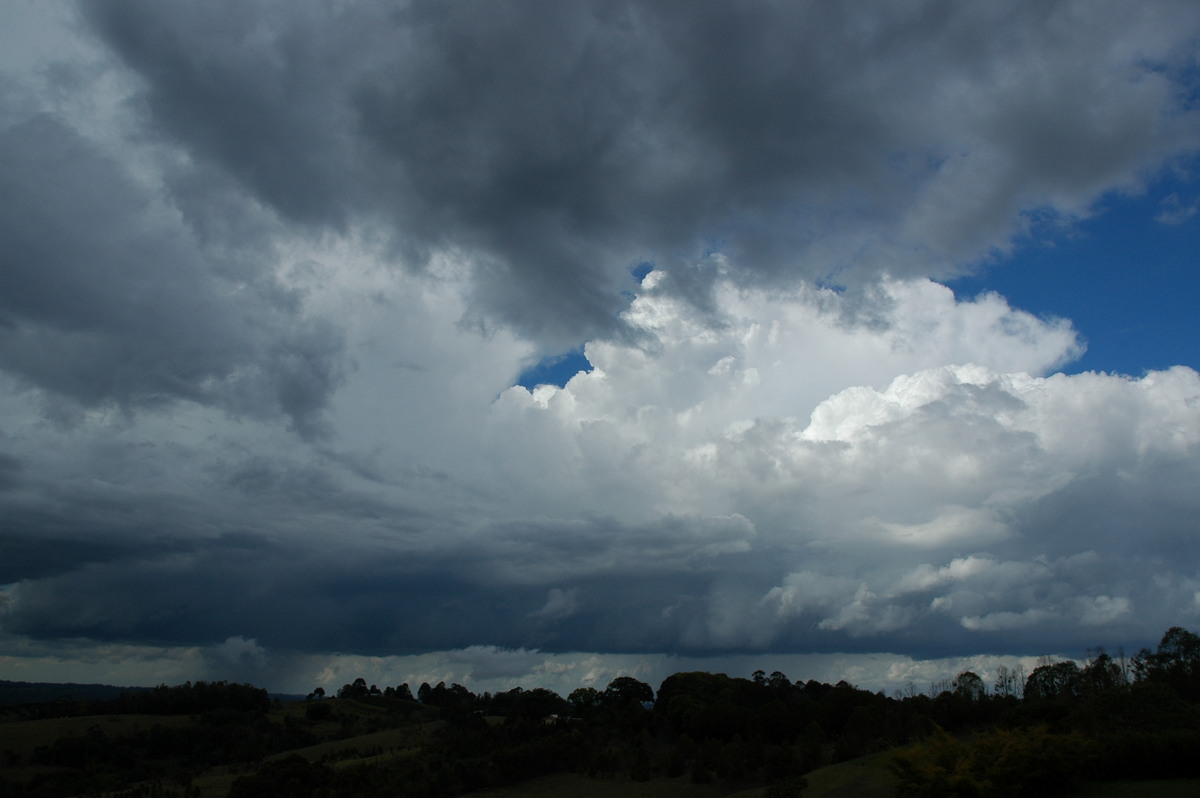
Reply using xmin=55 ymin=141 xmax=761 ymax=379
xmin=80 ymin=0 xmax=1200 ymax=346
xmin=0 ymin=107 xmax=344 ymax=434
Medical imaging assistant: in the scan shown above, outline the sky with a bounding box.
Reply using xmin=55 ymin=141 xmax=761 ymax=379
xmin=1 ymin=0 xmax=1199 ymax=698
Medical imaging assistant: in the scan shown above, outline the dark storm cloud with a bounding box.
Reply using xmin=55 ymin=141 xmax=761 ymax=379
xmin=78 ymin=0 xmax=1200 ymax=346
xmin=214 ymin=452 xmax=433 ymax=524
xmin=0 ymin=542 xmax=747 ymax=657
xmin=0 ymin=534 xmax=188 ymax=584
xmin=0 ymin=462 xmax=264 ymax=584
xmin=0 ymin=451 xmax=20 ymax=492
xmin=0 ymin=108 xmax=344 ymax=434
xmin=3 ymin=454 xmax=1198 ymax=665
xmin=1 ymin=540 xmax=535 ymax=654
xmin=0 ymin=437 xmax=429 ymax=622
xmin=0 ymin=473 xmax=759 ymax=655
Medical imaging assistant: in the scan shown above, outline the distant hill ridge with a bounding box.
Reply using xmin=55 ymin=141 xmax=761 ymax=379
xmin=0 ymin=679 xmax=151 ymax=706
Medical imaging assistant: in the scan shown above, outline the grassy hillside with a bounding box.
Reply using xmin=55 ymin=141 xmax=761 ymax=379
xmin=479 ymin=773 xmax=735 ymax=797
xmin=473 ymin=752 xmax=898 ymax=798
xmin=1076 ymin=780 xmax=1200 ymax=797
xmin=0 ymin=692 xmax=434 ymax=797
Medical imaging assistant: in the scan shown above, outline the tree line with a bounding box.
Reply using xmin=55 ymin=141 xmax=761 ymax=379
xmin=1 ymin=680 xmax=269 ymax=721
xmin=252 ymin=626 xmax=1197 ymax=796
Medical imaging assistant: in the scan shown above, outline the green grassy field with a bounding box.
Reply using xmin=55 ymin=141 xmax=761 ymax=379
xmin=0 ymin=712 xmax=198 ymax=793
xmin=187 ymin=767 xmax=243 ymax=798
xmin=472 ymin=752 xmax=898 ymax=798
xmin=474 ymin=772 xmax=742 ymax=797
xmin=1076 ymin=779 xmax=1200 ymax=797
xmin=799 ymin=751 xmax=897 ymax=798
xmin=0 ymin=700 xmax=434 ymax=797
xmin=0 ymin=712 xmax=193 ymax=759
xmin=263 ymin=725 xmax=429 ymax=766
xmin=472 ymin=752 xmax=1200 ymax=798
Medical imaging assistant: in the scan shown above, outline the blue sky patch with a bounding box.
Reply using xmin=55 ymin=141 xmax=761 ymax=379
xmin=951 ymin=168 xmax=1200 ymax=376
xmin=517 ymin=349 xmax=593 ymax=389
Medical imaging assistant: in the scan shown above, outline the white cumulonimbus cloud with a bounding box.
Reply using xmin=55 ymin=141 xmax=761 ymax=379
xmin=480 ymin=271 xmax=1200 ymax=653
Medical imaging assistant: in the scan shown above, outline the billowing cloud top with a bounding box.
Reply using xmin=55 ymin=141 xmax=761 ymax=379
xmin=1 ymin=0 xmax=1199 ymax=693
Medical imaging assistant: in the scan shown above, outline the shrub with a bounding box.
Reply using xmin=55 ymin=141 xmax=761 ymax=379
xmin=890 ymin=725 xmax=1091 ymax=797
